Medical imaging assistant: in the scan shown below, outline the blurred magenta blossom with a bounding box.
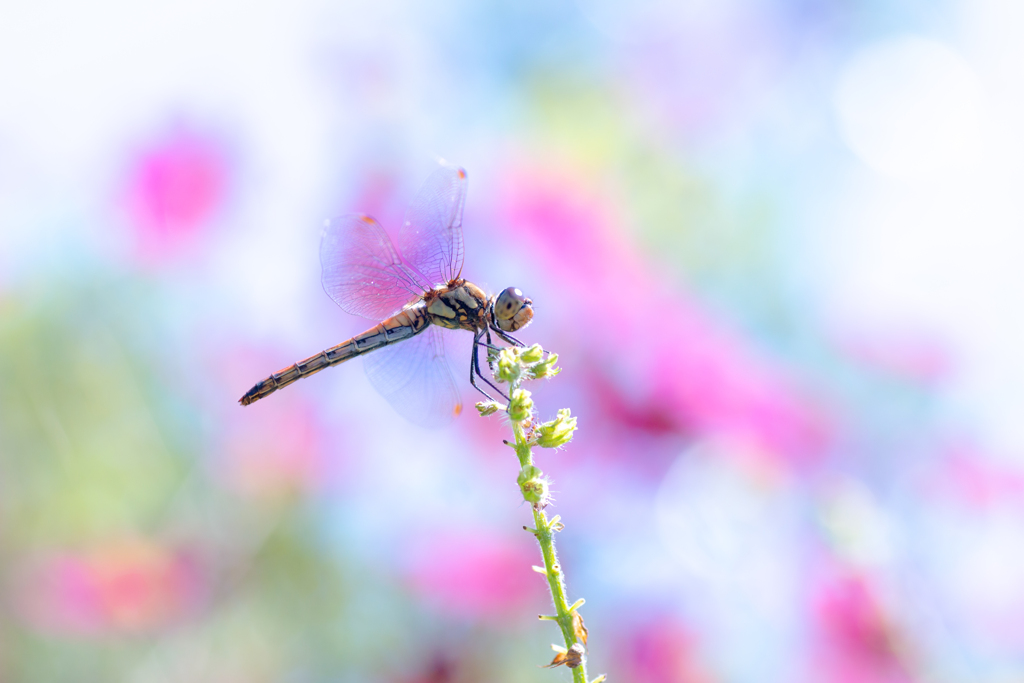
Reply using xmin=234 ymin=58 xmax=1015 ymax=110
xmin=811 ymin=567 xmax=912 ymax=683
xmin=616 ymin=614 xmax=714 ymax=683
xmin=931 ymin=442 xmax=1024 ymax=509
xmin=498 ymin=167 xmax=833 ymax=465
xmin=219 ymin=351 xmax=336 ymax=501
xmin=835 ymin=327 xmax=953 ymax=385
xmin=122 ymin=123 xmax=230 ymax=261
xmin=396 ymin=656 xmax=458 ymax=683
xmin=15 ymin=538 xmax=205 ymax=636
xmin=404 ymin=530 xmax=545 ymax=621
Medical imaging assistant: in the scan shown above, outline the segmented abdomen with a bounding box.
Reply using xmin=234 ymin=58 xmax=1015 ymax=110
xmin=239 ymin=306 xmax=429 ymax=405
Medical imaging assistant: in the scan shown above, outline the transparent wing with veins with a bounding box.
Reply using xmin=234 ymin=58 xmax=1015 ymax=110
xmin=362 ymin=325 xmax=462 ymax=428
xmin=319 ymin=197 xmax=462 ymax=427
xmin=320 ymin=214 xmax=430 ymax=320
xmin=399 ymin=164 xmax=467 ymax=288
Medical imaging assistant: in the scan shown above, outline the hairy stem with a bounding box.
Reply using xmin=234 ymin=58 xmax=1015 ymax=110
xmin=513 ymin=413 xmax=588 ymax=683
xmin=479 ymin=344 xmax=595 ymax=681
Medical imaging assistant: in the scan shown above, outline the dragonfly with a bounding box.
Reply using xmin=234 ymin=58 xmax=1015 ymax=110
xmin=239 ymin=164 xmax=534 ymax=426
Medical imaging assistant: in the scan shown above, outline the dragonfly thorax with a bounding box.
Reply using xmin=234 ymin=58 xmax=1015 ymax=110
xmin=425 ymin=279 xmax=490 ymax=331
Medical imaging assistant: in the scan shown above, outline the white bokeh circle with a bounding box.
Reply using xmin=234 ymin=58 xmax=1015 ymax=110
xmin=834 ymin=36 xmax=986 ymax=181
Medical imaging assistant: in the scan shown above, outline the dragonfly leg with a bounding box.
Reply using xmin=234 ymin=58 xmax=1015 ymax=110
xmin=489 ymin=324 xmax=526 ymax=348
xmin=471 ymin=330 xmax=510 ymax=401
xmin=469 ymin=330 xmax=496 ymax=401
xmin=482 ymin=327 xmax=500 ymax=362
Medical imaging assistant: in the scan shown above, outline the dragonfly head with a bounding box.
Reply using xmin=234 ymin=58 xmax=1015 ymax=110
xmin=491 ymin=286 xmax=534 ymax=332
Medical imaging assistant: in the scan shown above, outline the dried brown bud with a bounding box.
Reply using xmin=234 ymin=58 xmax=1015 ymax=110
xmin=544 ymin=643 xmax=586 ymax=669
xmin=572 ymin=611 xmax=589 ymax=647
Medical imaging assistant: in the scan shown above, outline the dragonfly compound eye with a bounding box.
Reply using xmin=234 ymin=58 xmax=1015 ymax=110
xmin=494 ymin=286 xmax=534 ymax=332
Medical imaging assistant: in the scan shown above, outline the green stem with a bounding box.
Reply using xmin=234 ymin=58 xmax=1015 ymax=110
xmin=512 ymin=419 xmax=588 ymax=683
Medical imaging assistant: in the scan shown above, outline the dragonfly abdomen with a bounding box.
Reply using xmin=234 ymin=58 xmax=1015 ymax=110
xmin=239 ymin=306 xmax=430 ymax=406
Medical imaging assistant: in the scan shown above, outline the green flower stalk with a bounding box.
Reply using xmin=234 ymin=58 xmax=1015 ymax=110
xmin=477 ymin=345 xmax=604 ymax=683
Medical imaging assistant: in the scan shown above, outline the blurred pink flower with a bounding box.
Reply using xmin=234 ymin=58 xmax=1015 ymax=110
xmin=15 ymin=538 xmax=205 ymax=636
xmin=206 ymin=342 xmax=341 ymax=502
xmin=615 ymin=614 xmax=715 ymax=683
xmin=219 ymin=351 xmax=336 ymax=501
xmin=123 ymin=124 xmax=230 ymax=260
xmin=397 ymin=656 xmax=458 ymax=683
xmin=498 ymin=167 xmax=832 ymax=466
xmin=929 ymin=441 xmax=1024 ymax=509
xmin=811 ymin=569 xmax=914 ymax=683
xmin=403 ymin=530 xmax=546 ymax=621
xmin=833 ymin=327 xmax=953 ymax=385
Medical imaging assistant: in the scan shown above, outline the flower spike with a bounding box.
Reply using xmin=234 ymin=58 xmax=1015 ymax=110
xmin=476 ymin=342 xmax=595 ymax=683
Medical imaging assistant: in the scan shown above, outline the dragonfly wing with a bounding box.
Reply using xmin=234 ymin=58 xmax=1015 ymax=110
xmin=321 ymin=214 xmax=430 ymax=320
xmin=399 ymin=164 xmax=467 ymax=288
xmin=363 ymin=326 xmax=462 ymax=428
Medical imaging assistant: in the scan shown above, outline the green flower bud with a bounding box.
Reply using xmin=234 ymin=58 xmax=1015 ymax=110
xmin=494 ymin=347 xmax=522 ymax=384
xmin=528 ymin=352 xmax=561 ymax=379
xmin=518 ymin=465 xmax=541 ymax=485
xmin=535 ymin=408 xmax=577 ymax=448
xmin=518 ymin=465 xmax=550 ymax=506
xmin=476 ymin=401 xmax=502 ymax=416
xmin=520 ymin=343 xmax=545 ymax=364
xmin=507 ymin=388 xmax=534 ymax=422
